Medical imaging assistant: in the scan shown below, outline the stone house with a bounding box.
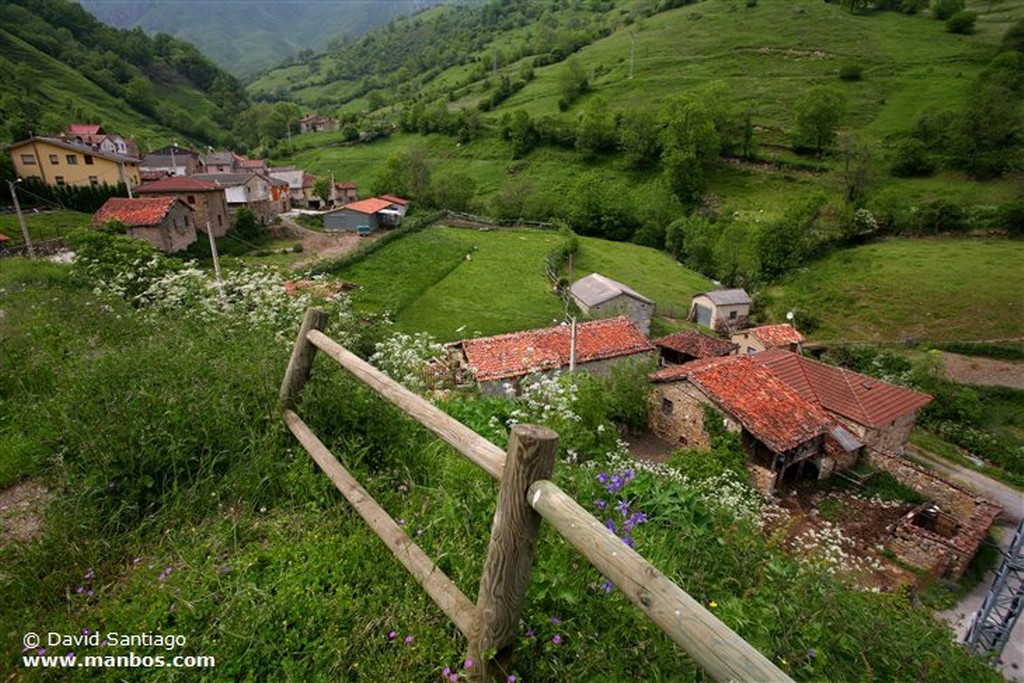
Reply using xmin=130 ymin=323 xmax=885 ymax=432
xmin=648 ymin=356 xmax=858 ymax=494
xmin=193 ymin=173 xmax=280 ymax=224
xmin=201 ymin=151 xmax=242 ymax=174
xmin=269 ymin=168 xmax=320 ymax=209
xmin=136 ymin=176 xmax=232 ymax=237
xmin=653 ymin=329 xmax=737 ymax=365
xmin=324 ymin=197 xmax=403 ymax=232
xmin=336 ymin=181 xmax=359 ymax=205
xmin=299 ymin=114 xmax=338 ymax=133
xmin=454 ymin=317 xmax=656 ymax=396
xmin=140 ymin=145 xmax=200 ymax=177
xmin=6 ymin=137 xmax=140 ymax=189
xmin=93 ymin=196 xmax=196 ymax=253
xmin=689 ymin=289 xmax=752 ymax=332
xmin=732 ymin=324 xmax=804 ymax=355
xmin=752 ymin=348 xmax=932 ymax=455
xmin=570 ymin=273 xmax=654 ymax=336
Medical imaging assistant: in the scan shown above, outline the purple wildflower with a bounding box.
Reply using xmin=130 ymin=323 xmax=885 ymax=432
xmin=808 ymin=648 xmax=817 ymax=660
xmin=602 ymin=580 xmax=614 ymax=593
xmin=605 ymin=519 xmax=616 ymax=533
xmin=508 ymin=676 xmax=517 ymax=682
xmin=550 ymin=616 xmax=560 ymax=625
xmin=526 ymin=629 xmax=535 ymax=638
xmin=86 ymin=589 xmax=94 ymax=597
xmin=594 ymin=499 xmax=606 ymax=510
xmin=623 ymin=469 xmax=635 ymax=483
xmin=404 ymin=635 xmax=413 ymax=644
xmin=552 ymin=634 xmax=562 ymax=645
xmin=132 ymin=557 xmax=141 ymax=565
xmin=622 ymin=536 xmax=634 ymax=548
xmin=37 ymin=649 xmax=46 ymax=655
xmin=448 ymin=676 xmax=457 ymax=682
xmin=630 ymin=511 xmax=648 ymax=526
xmin=82 ymin=628 xmax=91 ymax=635
xmin=388 ymin=631 xmax=396 ymax=640
xmin=84 ymin=569 xmax=95 ymax=580
xmin=443 ymin=667 xmax=451 ymax=676
xmin=615 ymin=499 xmax=630 ymax=516
xmin=596 ymin=472 xmax=609 ymax=484
xmin=76 ymin=586 xmax=84 ymax=594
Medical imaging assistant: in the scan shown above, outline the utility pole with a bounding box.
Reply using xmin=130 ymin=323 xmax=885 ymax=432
xmin=966 ymin=518 xmax=1024 ymax=664
xmin=629 ymin=32 xmax=637 ymax=80
xmin=206 ymin=221 xmax=224 ymax=300
xmin=8 ymin=179 xmax=34 ymax=258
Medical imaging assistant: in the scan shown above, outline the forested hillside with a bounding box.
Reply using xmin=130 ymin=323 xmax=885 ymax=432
xmin=0 ymin=0 xmax=249 ymax=148
xmin=79 ymin=0 xmax=453 ymax=77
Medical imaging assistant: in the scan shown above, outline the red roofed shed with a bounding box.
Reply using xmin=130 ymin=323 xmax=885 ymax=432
xmin=93 ymin=197 xmax=196 ymax=253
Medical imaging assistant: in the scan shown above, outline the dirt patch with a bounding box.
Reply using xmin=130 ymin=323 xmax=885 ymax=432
xmin=623 ymin=432 xmax=676 ymax=464
xmin=762 ymin=485 xmax=919 ymax=591
xmin=939 ymin=352 xmax=1024 ymax=389
xmin=277 ymin=214 xmax=384 ymax=270
xmin=0 ymin=480 xmax=50 ymax=544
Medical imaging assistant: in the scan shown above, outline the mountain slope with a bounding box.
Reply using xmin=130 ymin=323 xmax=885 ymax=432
xmin=0 ymin=0 xmax=249 ymax=147
xmin=79 ymin=0 xmax=448 ymax=77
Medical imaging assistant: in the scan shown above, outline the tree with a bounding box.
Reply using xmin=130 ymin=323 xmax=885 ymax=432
xmin=501 ymin=110 xmax=538 ymax=158
xmin=233 ymin=207 xmax=261 ymax=241
xmin=557 ymin=55 xmax=588 ymax=108
xmin=931 ymin=0 xmax=964 ymax=20
xmin=575 ymin=96 xmax=616 ymax=157
xmin=313 ymin=177 xmax=332 ymax=205
xmin=946 ymin=11 xmax=977 ymax=34
xmin=836 ymin=133 xmax=875 ymax=203
xmin=618 ymin=108 xmax=661 ymax=169
xmin=431 ymin=172 xmax=476 ymax=212
xmin=661 ymin=147 xmax=704 ymax=206
xmin=793 ymin=87 xmax=846 ymax=155
xmin=371 ymin=147 xmax=433 ymax=202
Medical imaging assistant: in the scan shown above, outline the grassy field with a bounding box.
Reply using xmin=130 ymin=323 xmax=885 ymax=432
xmin=330 ymin=226 xmax=712 ymax=341
xmin=766 ymin=238 xmax=1024 ymax=342
xmin=0 ymin=209 xmax=92 ymax=246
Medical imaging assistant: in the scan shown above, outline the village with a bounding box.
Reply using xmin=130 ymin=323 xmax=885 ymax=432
xmin=2 ymin=119 xmax=1021 ymax=679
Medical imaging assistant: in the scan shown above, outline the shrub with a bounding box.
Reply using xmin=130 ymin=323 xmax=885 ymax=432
xmin=890 ymin=138 xmax=935 ymax=177
xmin=900 ymin=0 xmax=929 ymax=13
xmin=838 ymin=64 xmax=863 ymax=81
xmin=946 ymin=10 xmax=977 ymax=34
xmin=997 ymin=199 xmax=1024 ymax=235
xmin=931 ymin=0 xmax=964 ymax=21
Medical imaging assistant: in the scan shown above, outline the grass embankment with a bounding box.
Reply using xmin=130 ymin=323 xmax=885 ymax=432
xmin=765 ymin=238 xmax=1024 ymax=342
xmin=0 ymin=256 xmax=1001 ymax=681
xmin=0 ymin=209 xmax=91 ymax=246
xmin=327 ymin=226 xmax=712 ymax=341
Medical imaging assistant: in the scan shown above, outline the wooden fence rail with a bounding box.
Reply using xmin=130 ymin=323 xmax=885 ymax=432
xmin=280 ymin=307 xmax=792 ymax=682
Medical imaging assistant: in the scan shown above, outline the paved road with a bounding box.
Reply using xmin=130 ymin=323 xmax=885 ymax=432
xmin=908 ymin=447 xmax=1024 ymax=682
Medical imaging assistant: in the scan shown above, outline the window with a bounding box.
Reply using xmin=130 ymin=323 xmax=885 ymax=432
xmin=84 ymin=155 xmax=94 ymax=165
xmin=66 ymin=154 xmax=78 ymax=165
xmin=186 ymin=194 xmax=196 ymax=204
xmin=49 ymin=154 xmax=59 ymax=165
xmin=55 ymin=176 xmax=66 ymax=188
xmin=216 ymin=215 xmax=222 ymax=226
xmin=88 ymin=176 xmax=99 ymax=187
xmin=661 ymin=398 xmax=674 ymax=415
xmin=20 ymin=154 xmax=36 ymax=165
xmin=729 ymin=310 xmax=737 ymax=320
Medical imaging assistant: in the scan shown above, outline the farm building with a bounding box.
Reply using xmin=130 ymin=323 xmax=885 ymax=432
xmin=688 ymin=289 xmax=752 ymax=332
xmin=93 ymin=196 xmax=196 ymax=253
xmin=454 ymin=317 xmax=655 ymax=396
xmin=378 ymin=194 xmax=410 ymax=216
xmin=324 ymin=197 xmax=404 ymax=232
xmin=648 ymin=356 xmax=862 ymax=494
xmin=653 ymin=329 xmax=737 ymax=365
xmin=752 ymin=348 xmax=932 ymax=455
xmin=732 ymin=324 xmax=804 ymax=354
xmin=136 ymin=176 xmax=231 ymax=237
xmin=569 ymin=273 xmax=654 ymax=335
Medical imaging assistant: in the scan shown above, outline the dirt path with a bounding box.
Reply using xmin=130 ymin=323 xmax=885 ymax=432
xmin=277 ymin=213 xmax=380 ymax=269
xmin=0 ymin=480 xmax=49 ymax=545
xmin=939 ymin=352 xmax=1024 ymax=390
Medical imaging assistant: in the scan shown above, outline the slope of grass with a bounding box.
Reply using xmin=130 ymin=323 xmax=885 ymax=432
xmin=329 ymin=226 xmax=713 ymax=341
xmin=0 ymin=209 xmax=91 ymax=246
xmin=765 ymin=238 xmax=1024 ymax=342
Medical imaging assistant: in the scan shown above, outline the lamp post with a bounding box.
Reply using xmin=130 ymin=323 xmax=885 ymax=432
xmin=7 ymin=179 xmax=34 ymax=258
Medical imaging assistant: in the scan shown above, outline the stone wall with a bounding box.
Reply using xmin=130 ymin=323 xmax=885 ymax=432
xmin=747 ymin=463 xmax=777 ymax=497
xmin=477 ymin=352 xmax=655 ymax=397
xmin=648 ymin=382 xmax=713 ymax=450
xmin=869 ymin=451 xmax=1002 ymax=579
xmin=589 ymin=295 xmax=654 ymax=336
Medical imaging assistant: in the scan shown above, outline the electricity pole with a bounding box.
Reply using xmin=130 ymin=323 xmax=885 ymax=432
xmin=8 ymin=179 xmax=34 ymax=258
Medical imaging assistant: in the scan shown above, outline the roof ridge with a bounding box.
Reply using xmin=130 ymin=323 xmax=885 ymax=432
xmin=840 ymin=365 xmax=872 ymax=424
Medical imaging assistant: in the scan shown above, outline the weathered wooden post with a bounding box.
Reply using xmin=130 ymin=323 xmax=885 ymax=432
xmin=279 ymin=307 xmax=328 ymax=408
xmin=468 ymin=424 xmax=558 ymax=681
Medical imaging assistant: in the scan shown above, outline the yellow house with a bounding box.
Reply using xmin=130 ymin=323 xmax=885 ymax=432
xmin=6 ymin=137 xmax=140 ymax=189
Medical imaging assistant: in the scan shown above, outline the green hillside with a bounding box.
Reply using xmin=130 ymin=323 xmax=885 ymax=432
xmin=0 ymin=0 xmax=248 ymax=149
xmin=324 ymin=226 xmax=713 ymax=341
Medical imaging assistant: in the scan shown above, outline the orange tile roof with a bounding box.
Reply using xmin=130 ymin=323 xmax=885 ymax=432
xmin=93 ymin=196 xmax=185 ymax=227
xmin=654 ymin=330 xmax=736 ymax=359
xmin=752 ymin=348 xmax=932 ymax=427
xmin=654 ymin=356 xmax=831 ymax=453
xmin=378 ymin=194 xmax=409 ymax=205
xmin=749 ymin=324 xmax=804 ymax=348
xmin=462 ymin=317 xmax=655 ymax=383
xmin=338 ymin=197 xmax=395 ymax=214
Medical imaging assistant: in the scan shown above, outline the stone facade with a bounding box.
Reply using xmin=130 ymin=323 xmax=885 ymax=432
xmin=648 ymin=382 xmax=715 ymax=450
xmin=836 ymin=412 xmax=918 ymax=456
xmin=478 ymin=353 xmax=655 ymax=397
xmin=585 ymin=294 xmax=654 ymax=336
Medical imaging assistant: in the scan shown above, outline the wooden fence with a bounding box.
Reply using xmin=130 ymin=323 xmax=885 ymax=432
xmin=279 ymin=308 xmax=792 ymax=682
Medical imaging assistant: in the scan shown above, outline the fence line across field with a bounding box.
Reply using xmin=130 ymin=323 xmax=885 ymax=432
xmin=279 ymin=307 xmax=792 ymax=682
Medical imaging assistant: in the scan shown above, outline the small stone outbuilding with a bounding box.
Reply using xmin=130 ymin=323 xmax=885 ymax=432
xmin=570 ymin=273 xmax=654 ymax=336
xmin=689 ymin=289 xmax=751 ymax=332
xmin=732 ymin=324 xmax=804 ymax=355
xmin=93 ymin=196 xmax=196 ymax=253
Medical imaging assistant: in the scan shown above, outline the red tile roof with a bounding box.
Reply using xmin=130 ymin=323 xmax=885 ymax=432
xmin=137 ymin=177 xmax=224 ymax=193
xmin=67 ymin=123 xmax=103 ymax=136
xmin=752 ymin=348 xmax=932 ymax=427
xmin=462 ymin=317 xmax=655 ymax=383
xmin=749 ymin=324 xmax=804 ymax=348
xmin=93 ymin=197 xmax=185 ymax=227
xmin=338 ymin=181 xmax=358 ymax=190
xmin=654 ymin=356 xmax=831 ymax=453
xmin=378 ymin=194 xmax=409 ymax=205
xmin=654 ymin=329 xmax=736 ymax=359
xmin=338 ymin=197 xmax=395 ymax=215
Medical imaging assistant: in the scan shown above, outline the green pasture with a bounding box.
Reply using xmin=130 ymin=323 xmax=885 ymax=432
xmin=766 ymin=238 xmax=1024 ymax=342
xmin=0 ymin=209 xmax=91 ymax=246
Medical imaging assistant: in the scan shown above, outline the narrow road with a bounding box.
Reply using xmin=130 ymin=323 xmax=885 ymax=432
xmin=909 ymin=446 xmax=1024 ymax=682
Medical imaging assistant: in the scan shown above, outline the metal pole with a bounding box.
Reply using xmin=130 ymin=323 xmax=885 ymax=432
xmin=8 ymin=180 xmax=34 ymax=258
xmin=206 ymin=221 xmax=223 ymax=299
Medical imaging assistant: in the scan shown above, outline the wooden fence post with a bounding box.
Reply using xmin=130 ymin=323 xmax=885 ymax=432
xmin=468 ymin=424 xmax=558 ymax=681
xmin=279 ymin=307 xmax=328 ymax=408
